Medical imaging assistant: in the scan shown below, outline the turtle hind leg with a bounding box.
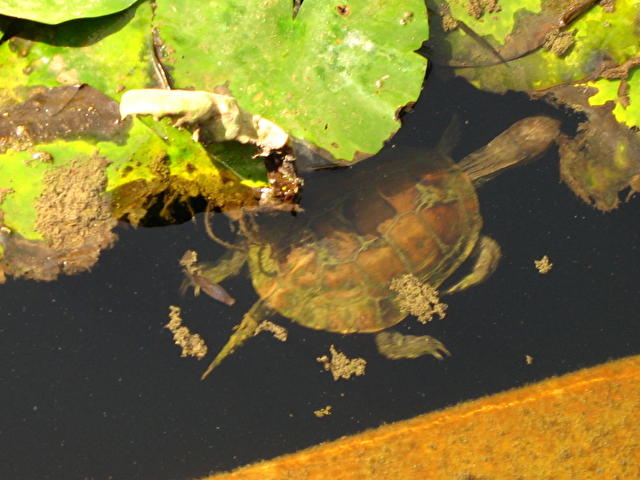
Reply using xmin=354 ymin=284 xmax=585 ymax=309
xmin=375 ymin=331 xmax=451 ymax=360
xmin=444 ymin=236 xmax=501 ymax=295
xmin=201 ymin=300 xmax=273 ymax=380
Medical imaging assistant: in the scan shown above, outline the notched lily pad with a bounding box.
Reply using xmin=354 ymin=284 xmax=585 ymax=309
xmin=427 ymin=0 xmax=605 ymax=66
xmin=427 ymin=0 xmax=633 ymax=93
xmin=0 ymin=0 xmax=138 ymax=25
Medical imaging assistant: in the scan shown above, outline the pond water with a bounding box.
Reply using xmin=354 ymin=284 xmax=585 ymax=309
xmin=1 ymin=73 xmax=639 ymax=480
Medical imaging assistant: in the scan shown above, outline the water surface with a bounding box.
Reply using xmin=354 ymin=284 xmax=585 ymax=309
xmin=1 ymin=75 xmax=638 ymax=480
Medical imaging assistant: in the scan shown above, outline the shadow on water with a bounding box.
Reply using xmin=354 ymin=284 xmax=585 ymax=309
xmin=1 ymin=74 xmax=638 ymax=480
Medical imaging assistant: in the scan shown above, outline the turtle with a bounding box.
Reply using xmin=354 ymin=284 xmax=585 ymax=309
xmin=192 ymin=116 xmax=560 ymax=379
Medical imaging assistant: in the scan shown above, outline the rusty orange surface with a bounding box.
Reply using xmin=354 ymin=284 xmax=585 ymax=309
xmin=204 ymin=355 xmax=640 ymax=480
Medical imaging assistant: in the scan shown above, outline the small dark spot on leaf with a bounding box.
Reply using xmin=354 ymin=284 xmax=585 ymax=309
xmin=336 ymin=5 xmax=350 ymax=16
xmin=331 ymin=142 xmax=340 ymax=149
xmin=9 ymin=38 xmax=32 ymax=57
xmin=324 ymin=124 xmax=329 ymax=130
xmin=185 ymin=163 xmax=196 ymax=174
xmin=400 ymin=11 xmax=414 ymax=25
xmin=122 ymin=165 xmax=134 ymax=176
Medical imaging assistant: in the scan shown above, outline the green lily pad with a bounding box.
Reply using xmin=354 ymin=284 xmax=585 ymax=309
xmin=0 ymin=1 xmax=153 ymax=103
xmin=0 ymin=0 xmax=138 ymax=25
xmin=0 ymin=86 xmax=256 ymax=239
xmin=586 ymin=67 xmax=640 ymax=129
xmin=154 ymin=0 xmax=428 ymax=163
xmin=443 ymin=0 xmax=543 ymax=54
xmin=0 ymin=2 xmax=270 ymax=184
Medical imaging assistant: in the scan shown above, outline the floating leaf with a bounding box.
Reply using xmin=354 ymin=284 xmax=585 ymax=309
xmin=0 ymin=0 xmax=138 ymax=25
xmin=586 ymin=66 xmax=640 ymax=129
xmin=154 ymin=0 xmax=428 ymax=163
xmin=0 ymin=86 xmax=256 ymax=281
xmin=0 ymin=2 xmax=269 ymax=183
xmin=0 ymin=2 xmax=153 ymax=103
xmin=427 ymin=0 xmax=638 ymax=93
xmin=542 ymin=85 xmax=640 ymax=211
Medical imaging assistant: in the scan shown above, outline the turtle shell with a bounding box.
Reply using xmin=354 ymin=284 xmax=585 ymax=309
xmin=247 ymin=150 xmax=482 ymax=334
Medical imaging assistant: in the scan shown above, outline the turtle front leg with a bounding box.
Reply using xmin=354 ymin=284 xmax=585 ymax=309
xmin=444 ymin=236 xmax=501 ymax=295
xmin=201 ymin=299 xmax=274 ymax=379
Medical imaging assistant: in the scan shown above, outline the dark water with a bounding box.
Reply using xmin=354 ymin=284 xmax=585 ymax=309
xmin=1 ymin=74 xmax=639 ymax=480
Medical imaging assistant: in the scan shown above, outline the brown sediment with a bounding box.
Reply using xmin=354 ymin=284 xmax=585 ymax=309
xmin=465 ymin=0 xmax=501 ymax=19
xmin=542 ymin=29 xmax=575 ymax=57
xmin=34 ymin=155 xmax=117 ymax=276
xmin=204 ymin=354 xmax=640 ymax=480
xmin=0 ymin=154 xmax=117 ymax=281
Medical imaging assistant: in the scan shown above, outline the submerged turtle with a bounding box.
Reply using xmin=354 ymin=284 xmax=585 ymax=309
xmin=193 ymin=116 xmax=560 ymax=379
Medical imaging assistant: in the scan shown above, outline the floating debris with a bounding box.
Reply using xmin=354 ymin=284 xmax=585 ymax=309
xmin=313 ymin=406 xmax=333 ymax=418
xmin=390 ymin=274 xmax=447 ymax=324
xmin=254 ymin=320 xmax=288 ymax=342
xmin=165 ymin=305 xmax=208 ymax=359
xmin=316 ymin=345 xmax=366 ymax=381
xmin=534 ymin=255 xmax=553 ymax=274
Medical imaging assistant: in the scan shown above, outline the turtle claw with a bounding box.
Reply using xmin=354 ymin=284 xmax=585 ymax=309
xmin=201 ymin=300 xmax=272 ymax=379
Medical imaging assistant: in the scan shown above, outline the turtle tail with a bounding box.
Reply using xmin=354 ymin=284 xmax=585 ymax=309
xmin=201 ymin=300 xmax=273 ymax=380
